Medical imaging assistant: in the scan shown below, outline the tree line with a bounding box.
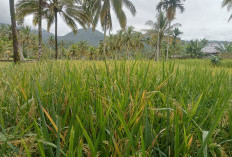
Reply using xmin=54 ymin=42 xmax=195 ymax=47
xmin=9 ymin=0 xmax=137 ymax=62
xmin=7 ymin=0 xmax=232 ymax=62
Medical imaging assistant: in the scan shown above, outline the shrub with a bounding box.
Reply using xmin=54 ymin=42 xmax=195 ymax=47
xmin=210 ymin=55 xmax=220 ymax=65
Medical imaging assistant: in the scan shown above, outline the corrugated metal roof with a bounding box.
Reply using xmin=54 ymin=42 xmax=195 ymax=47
xmin=201 ymin=43 xmax=220 ymax=54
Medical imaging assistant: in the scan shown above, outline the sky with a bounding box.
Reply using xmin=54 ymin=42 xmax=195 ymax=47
xmin=1 ymin=0 xmax=232 ymax=41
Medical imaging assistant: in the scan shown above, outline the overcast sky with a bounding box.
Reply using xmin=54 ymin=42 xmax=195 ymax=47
xmin=1 ymin=0 xmax=232 ymax=40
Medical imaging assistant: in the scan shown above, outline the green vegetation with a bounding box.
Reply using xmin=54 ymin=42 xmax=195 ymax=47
xmin=5 ymin=23 xmax=232 ymax=61
xmin=185 ymin=39 xmax=208 ymax=58
xmin=156 ymin=0 xmax=185 ymax=61
xmin=3 ymin=0 xmax=232 ymax=156
xmin=5 ymin=0 xmax=232 ymax=61
xmin=144 ymin=11 xmax=182 ymax=60
xmin=0 ymin=60 xmax=232 ymax=156
xmin=210 ymin=55 xmax=221 ymax=66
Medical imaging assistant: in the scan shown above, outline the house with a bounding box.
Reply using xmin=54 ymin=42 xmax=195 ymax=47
xmin=201 ymin=43 xmax=220 ymax=56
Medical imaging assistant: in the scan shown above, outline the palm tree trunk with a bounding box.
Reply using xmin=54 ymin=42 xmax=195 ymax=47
xmin=55 ymin=11 xmax=58 ymax=60
xmin=156 ymin=11 xmax=161 ymax=61
xmin=28 ymin=51 xmax=30 ymax=59
xmin=166 ymin=21 xmax=171 ymax=61
xmin=103 ymin=24 xmax=107 ymax=58
xmin=173 ymin=37 xmax=176 ymax=48
xmin=159 ymin=36 xmax=162 ymax=58
xmin=156 ymin=33 xmax=160 ymax=61
xmin=9 ymin=0 xmax=20 ymax=63
xmin=19 ymin=45 xmax=26 ymax=61
xmin=38 ymin=0 xmax=42 ymax=61
xmin=17 ymin=34 xmax=26 ymax=61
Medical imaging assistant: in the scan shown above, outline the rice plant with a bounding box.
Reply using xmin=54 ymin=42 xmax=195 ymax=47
xmin=0 ymin=60 xmax=232 ymax=156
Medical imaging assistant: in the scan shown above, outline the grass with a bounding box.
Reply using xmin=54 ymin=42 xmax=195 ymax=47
xmin=0 ymin=59 xmax=232 ymax=156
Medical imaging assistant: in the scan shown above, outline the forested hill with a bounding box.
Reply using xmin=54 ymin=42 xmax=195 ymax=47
xmin=60 ymin=28 xmax=104 ymax=47
xmin=0 ymin=23 xmax=104 ymax=47
xmin=32 ymin=28 xmax=104 ymax=47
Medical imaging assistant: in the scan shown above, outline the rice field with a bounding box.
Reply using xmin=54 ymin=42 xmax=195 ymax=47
xmin=0 ymin=59 xmax=232 ymax=156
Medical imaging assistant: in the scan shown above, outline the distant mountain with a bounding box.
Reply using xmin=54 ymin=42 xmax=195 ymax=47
xmin=60 ymin=28 xmax=104 ymax=47
xmin=32 ymin=28 xmax=104 ymax=47
xmin=0 ymin=23 xmax=9 ymax=27
xmin=31 ymin=29 xmax=55 ymax=40
xmin=0 ymin=23 xmax=104 ymax=47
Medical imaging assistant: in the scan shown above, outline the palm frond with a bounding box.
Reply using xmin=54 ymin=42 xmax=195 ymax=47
xmin=145 ymin=20 xmax=155 ymax=27
xmin=122 ymin=0 xmax=136 ymax=15
xmin=60 ymin=11 xmax=78 ymax=34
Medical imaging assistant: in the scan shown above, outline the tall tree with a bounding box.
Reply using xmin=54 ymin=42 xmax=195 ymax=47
xmin=89 ymin=0 xmax=137 ymax=57
xmin=122 ymin=26 xmax=144 ymax=52
xmin=144 ymin=11 xmax=181 ymax=60
xmin=45 ymin=0 xmax=88 ymax=60
xmin=123 ymin=26 xmax=136 ymax=51
xmin=18 ymin=26 xmax=33 ymax=60
xmin=157 ymin=0 xmax=185 ymax=61
xmin=145 ymin=11 xmax=168 ymax=61
xmin=17 ymin=0 xmax=45 ymax=61
xmin=17 ymin=0 xmax=88 ymax=60
xmin=38 ymin=0 xmax=42 ymax=60
xmin=9 ymin=0 xmax=20 ymax=63
xmin=172 ymin=27 xmax=182 ymax=47
xmin=155 ymin=10 xmax=162 ymax=61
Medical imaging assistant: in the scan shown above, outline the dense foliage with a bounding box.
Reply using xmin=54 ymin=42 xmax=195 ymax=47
xmin=2 ymin=23 xmax=224 ymax=60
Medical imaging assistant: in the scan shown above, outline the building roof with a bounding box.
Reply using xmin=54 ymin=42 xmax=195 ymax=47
xmin=201 ymin=43 xmax=220 ymax=54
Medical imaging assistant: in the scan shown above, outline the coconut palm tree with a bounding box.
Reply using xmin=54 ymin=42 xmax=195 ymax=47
xmin=69 ymin=44 xmax=78 ymax=58
xmin=0 ymin=24 xmax=11 ymax=41
xmin=9 ymin=0 xmax=20 ymax=63
xmin=172 ymin=27 xmax=183 ymax=47
xmin=133 ymin=32 xmax=144 ymax=51
xmin=144 ymin=11 xmax=181 ymax=60
xmin=44 ymin=0 xmax=89 ymax=60
xmin=157 ymin=0 xmax=185 ymax=61
xmin=123 ymin=26 xmax=136 ymax=51
xmin=114 ymin=30 xmax=125 ymax=53
xmin=49 ymin=36 xmax=55 ymax=47
xmin=122 ymin=26 xmax=144 ymax=52
xmin=18 ymin=0 xmax=89 ymax=60
xmin=17 ymin=26 xmax=32 ymax=61
xmin=89 ymin=0 xmax=137 ymax=57
xmin=16 ymin=0 xmax=47 ymax=61
xmin=216 ymin=42 xmax=232 ymax=53
xmin=145 ymin=11 xmax=167 ymax=61
xmin=186 ymin=39 xmax=207 ymax=58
